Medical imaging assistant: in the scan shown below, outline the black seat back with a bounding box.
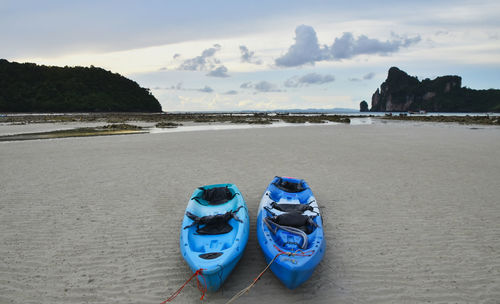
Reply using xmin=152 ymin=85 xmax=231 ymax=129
xmin=273 ymin=177 xmax=306 ymax=193
xmin=270 ymin=212 xmax=317 ymax=234
xmin=270 ymin=202 xmax=313 ymax=213
xmin=200 ymin=186 xmax=234 ymax=205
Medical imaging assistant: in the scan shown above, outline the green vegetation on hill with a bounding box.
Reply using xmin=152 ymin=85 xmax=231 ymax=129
xmin=0 ymin=59 xmax=162 ymax=112
xmin=371 ymin=67 xmax=500 ymax=112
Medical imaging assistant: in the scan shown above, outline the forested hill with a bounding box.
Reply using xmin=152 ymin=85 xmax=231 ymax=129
xmin=0 ymin=59 xmax=162 ymax=112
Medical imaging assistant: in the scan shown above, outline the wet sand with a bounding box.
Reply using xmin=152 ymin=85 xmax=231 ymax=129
xmin=1 ymin=123 xmax=499 ymax=303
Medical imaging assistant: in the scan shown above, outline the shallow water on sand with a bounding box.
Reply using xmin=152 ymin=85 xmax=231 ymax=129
xmin=1 ymin=124 xmax=499 ymax=303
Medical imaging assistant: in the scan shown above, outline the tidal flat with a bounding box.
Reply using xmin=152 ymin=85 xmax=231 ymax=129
xmin=1 ymin=123 xmax=499 ymax=303
xmin=0 ymin=124 xmax=146 ymax=141
xmin=2 ymin=112 xmax=500 ymax=142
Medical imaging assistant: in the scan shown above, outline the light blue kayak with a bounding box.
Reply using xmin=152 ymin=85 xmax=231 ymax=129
xmin=256 ymin=176 xmax=325 ymax=289
xmin=180 ymin=183 xmax=249 ymax=292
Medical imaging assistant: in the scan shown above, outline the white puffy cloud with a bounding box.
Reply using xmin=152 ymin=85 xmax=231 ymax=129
xmin=239 ymin=45 xmax=262 ymax=64
xmin=275 ymin=25 xmax=328 ymax=67
xmin=331 ymin=32 xmax=421 ymax=59
xmin=254 ymin=81 xmax=281 ymax=92
xmin=177 ymin=44 xmax=230 ymax=77
xmin=275 ymin=25 xmax=421 ymax=67
xmin=240 ymin=82 xmax=253 ymax=89
xmin=240 ymin=81 xmax=281 ymax=92
xmin=284 ymin=73 xmax=335 ymax=87
xmin=178 ymin=44 xmax=221 ymax=71
xmin=207 ymin=65 xmax=230 ymax=77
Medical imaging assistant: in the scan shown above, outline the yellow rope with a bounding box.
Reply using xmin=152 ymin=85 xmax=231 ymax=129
xmin=225 ymin=253 xmax=283 ymax=304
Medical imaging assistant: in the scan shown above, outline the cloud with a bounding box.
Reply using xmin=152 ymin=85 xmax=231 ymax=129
xmin=157 ymin=82 xmax=213 ymax=93
xmin=198 ymin=86 xmax=214 ymax=93
xmin=254 ymin=81 xmax=281 ymax=92
xmin=178 ymin=44 xmax=221 ymax=71
xmin=239 ymin=45 xmax=262 ymax=64
xmin=489 ymin=33 xmax=500 ymax=40
xmin=223 ymin=90 xmax=238 ymax=95
xmin=173 ymin=53 xmax=181 ymax=59
xmin=275 ymin=25 xmax=327 ymax=67
xmin=284 ymin=73 xmax=335 ymax=88
xmin=349 ymin=72 xmax=376 ymax=82
xmin=206 ymin=65 xmax=229 ymax=77
xmin=240 ymin=82 xmax=253 ymax=89
xmin=177 ymin=44 xmax=230 ymax=77
xmin=275 ymin=25 xmax=421 ymax=67
xmin=169 ymin=82 xmax=183 ymax=90
xmin=331 ymin=32 xmax=421 ymax=59
xmin=363 ymin=72 xmax=375 ymax=80
xmin=240 ymin=81 xmax=281 ymax=92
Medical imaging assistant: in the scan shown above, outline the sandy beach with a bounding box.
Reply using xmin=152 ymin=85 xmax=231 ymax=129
xmin=1 ymin=123 xmax=499 ymax=303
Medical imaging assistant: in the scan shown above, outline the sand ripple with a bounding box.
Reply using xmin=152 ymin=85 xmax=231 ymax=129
xmin=1 ymin=125 xmax=499 ymax=303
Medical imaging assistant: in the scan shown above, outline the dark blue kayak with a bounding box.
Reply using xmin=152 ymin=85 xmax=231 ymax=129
xmin=256 ymin=177 xmax=325 ymax=289
xmin=180 ymin=184 xmax=249 ymax=292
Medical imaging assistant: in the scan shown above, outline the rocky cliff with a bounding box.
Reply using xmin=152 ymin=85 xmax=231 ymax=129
xmin=370 ymin=67 xmax=500 ymax=112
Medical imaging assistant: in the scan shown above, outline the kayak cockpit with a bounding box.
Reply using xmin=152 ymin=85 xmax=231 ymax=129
xmin=268 ymin=176 xmax=312 ymax=204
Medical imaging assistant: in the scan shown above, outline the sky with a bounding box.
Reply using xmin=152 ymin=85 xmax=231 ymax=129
xmin=2 ymin=0 xmax=500 ymax=111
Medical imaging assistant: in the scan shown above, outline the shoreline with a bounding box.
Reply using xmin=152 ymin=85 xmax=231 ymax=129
xmin=1 ymin=112 xmax=499 ymax=125
xmin=0 ymin=124 xmax=146 ymax=142
xmin=2 ymin=114 xmax=500 ymax=141
xmin=0 ymin=112 xmax=351 ymax=125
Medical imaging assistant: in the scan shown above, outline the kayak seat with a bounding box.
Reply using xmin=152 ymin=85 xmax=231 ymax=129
xmin=194 ymin=186 xmax=237 ymax=205
xmin=184 ymin=206 xmax=243 ymax=235
xmin=269 ymin=212 xmax=317 ymax=234
xmin=272 ymin=177 xmax=306 ymax=193
xmin=270 ymin=201 xmax=314 ymax=213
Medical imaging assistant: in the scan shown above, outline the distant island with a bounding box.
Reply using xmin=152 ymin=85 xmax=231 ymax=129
xmin=0 ymin=59 xmax=162 ymax=112
xmin=368 ymin=67 xmax=500 ymax=112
